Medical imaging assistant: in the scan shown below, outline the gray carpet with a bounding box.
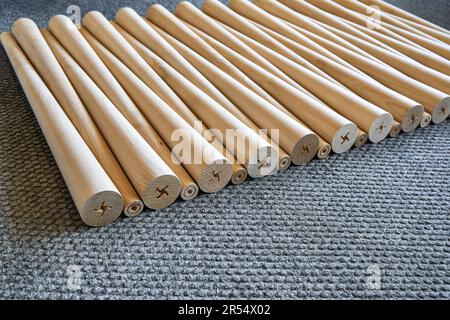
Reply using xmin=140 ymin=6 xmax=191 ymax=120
xmin=0 ymin=0 xmax=449 ymax=300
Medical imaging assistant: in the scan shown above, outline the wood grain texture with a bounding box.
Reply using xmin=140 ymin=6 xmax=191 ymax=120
xmin=358 ymin=0 xmax=450 ymax=34
xmin=146 ymin=4 xmax=285 ymax=111
xmin=208 ymin=0 xmax=353 ymax=86
xmin=316 ymin=138 xmax=332 ymax=160
xmin=155 ymin=23 xmax=331 ymax=160
xmin=191 ymin=24 xmax=357 ymax=154
xmin=277 ymin=0 xmax=402 ymax=55
xmin=113 ymin=9 xmax=286 ymax=174
xmin=77 ymin=29 xmax=199 ymax=200
xmin=223 ymin=22 xmax=393 ymax=144
xmin=45 ymin=26 xmax=181 ymax=209
xmin=284 ymin=0 xmax=450 ymax=75
xmin=314 ymin=18 xmax=450 ymax=94
xmin=389 ymin=121 xmax=402 ymax=138
xmin=111 ymin=24 xmax=252 ymax=183
xmin=1 ymin=32 xmax=123 ymax=227
xmin=231 ymin=0 xmax=351 ymax=87
xmin=83 ymin=29 xmax=232 ymax=193
xmin=345 ymin=19 xmax=450 ymax=75
xmin=252 ymin=0 xmax=389 ymax=65
xmin=293 ymin=24 xmax=450 ymax=124
xmin=149 ymin=17 xmax=299 ymax=166
xmin=333 ymin=0 xmax=450 ymax=59
xmin=84 ymin=8 xmax=250 ymax=183
xmin=218 ymin=0 xmax=366 ymax=78
xmin=83 ymin=11 xmax=192 ymax=116
xmin=144 ymin=20 xmax=291 ymax=171
xmin=115 ymin=8 xmax=240 ymax=120
xmin=354 ymin=128 xmax=369 ymax=148
xmin=11 ymin=19 xmax=143 ymax=217
xmin=174 ymin=1 xmax=305 ymax=92
xmin=334 ymin=0 xmax=442 ymax=42
xmin=81 ymin=13 xmax=243 ymax=186
xmin=420 ymin=112 xmax=432 ymax=128
xmin=116 ymin=19 xmax=289 ymax=171
xmin=306 ymin=0 xmax=428 ymax=52
xmin=183 ymin=1 xmax=331 ymax=110
xmin=379 ymin=22 xmax=450 ymax=56
xmin=386 ymin=13 xmax=450 ymax=45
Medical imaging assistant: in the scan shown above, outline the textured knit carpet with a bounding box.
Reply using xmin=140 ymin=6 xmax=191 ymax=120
xmin=0 ymin=0 xmax=449 ymax=300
